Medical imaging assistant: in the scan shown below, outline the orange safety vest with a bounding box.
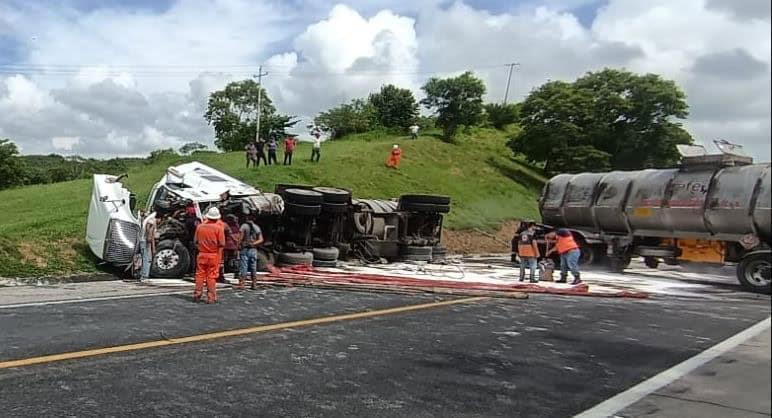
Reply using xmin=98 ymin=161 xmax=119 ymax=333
xmin=517 ymin=232 xmax=539 ymax=258
xmin=555 ymin=234 xmax=579 ymax=255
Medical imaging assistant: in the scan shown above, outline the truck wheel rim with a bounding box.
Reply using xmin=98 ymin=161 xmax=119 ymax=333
xmin=156 ymin=249 xmax=180 ymax=270
xmin=746 ymin=260 xmax=771 ymax=287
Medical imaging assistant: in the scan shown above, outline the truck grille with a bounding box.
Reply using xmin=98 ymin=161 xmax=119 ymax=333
xmin=104 ymin=219 xmax=140 ymax=265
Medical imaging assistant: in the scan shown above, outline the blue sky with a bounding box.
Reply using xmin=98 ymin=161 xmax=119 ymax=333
xmin=0 ymin=0 xmax=769 ymax=159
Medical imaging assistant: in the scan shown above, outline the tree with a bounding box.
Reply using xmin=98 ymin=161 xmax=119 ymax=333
xmin=510 ymin=69 xmax=692 ymax=174
xmin=484 ymin=103 xmax=520 ymax=129
xmin=0 ymin=139 xmax=27 ymax=190
xmin=179 ymin=142 xmax=208 ymax=155
xmin=368 ymin=84 xmax=419 ymax=129
xmin=420 ymin=71 xmax=486 ymax=140
xmin=314 ymin=99 xmax=377 ymax=139
xmin=204 ymin=80 xmax=298 ymax=151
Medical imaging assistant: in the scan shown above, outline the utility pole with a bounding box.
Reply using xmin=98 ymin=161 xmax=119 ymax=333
xmin=503 ymin=62 xmax=520 ymax=104
xmin=253 ymin=66 xmax=269 ymax=142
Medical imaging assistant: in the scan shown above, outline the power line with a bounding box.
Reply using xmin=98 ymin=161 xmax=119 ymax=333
xmin=0 ymin=63 xmax=515 ymax=79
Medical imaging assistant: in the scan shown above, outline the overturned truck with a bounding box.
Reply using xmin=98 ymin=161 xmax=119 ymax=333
xmin=539 ymin=149 xmax=771 ymax=294
xmin=86 ymin=162 xmax=450 ymax=278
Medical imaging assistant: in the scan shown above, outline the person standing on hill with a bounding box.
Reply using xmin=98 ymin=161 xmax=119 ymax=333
xmin=283 ymin=135 xmax=296 ymax=165
xmin=409 ymin=123 xmax=419 ymax=140
xmin=386 ymin=144 xmax=402 ymax=168
xmin=244 ymin=142 xmax=257 ymax=168
xmin=310 ymin=135 xmax=321 ymax=162
xmin=267 ymin=137 xmax=278 ymax=165
xmin=255 ymin=139 xmax=268 ymax=166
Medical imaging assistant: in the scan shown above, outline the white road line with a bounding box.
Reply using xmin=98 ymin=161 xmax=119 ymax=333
xmin=0 ymin=290 xmax=191 ymax=309
xmin=574 ymin=316 xmax=772 ymax=418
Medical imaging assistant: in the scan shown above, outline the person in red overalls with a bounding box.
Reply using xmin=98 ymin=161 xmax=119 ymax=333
xmin=193 ymin=207 xmax=225 ymax=303
xmin=386 ymin=144 xmax=402 ymax=168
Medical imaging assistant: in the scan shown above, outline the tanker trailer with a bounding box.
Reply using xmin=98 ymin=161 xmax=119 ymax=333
xmin=538 ymin=148 xmax=771 ymax=294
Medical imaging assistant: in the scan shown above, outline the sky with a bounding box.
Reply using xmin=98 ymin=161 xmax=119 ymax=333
xmin=0 ymin=0 xmax=770 ymax=161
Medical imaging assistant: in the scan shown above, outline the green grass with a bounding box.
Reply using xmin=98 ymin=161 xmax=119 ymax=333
xmin=0 ymin=128 xmax=542 ymax=276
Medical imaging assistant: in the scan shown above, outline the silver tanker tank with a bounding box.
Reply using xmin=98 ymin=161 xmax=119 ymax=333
xmin=538 ymin=148 xmax=771 ymax=294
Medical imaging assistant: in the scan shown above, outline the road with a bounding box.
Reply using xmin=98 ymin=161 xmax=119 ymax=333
xmin=0 ymin=265 xmax=769 ymax=417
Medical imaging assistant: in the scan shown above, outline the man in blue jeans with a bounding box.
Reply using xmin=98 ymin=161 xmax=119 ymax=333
xmin=238 ymin=217 xmax=264 ymax=289
xmin=546 ymin=229 xmax=582 ymax=284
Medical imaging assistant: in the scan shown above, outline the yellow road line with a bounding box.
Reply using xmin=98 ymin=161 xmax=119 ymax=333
xmin=0 ymin=296 xmax=486 ymax=370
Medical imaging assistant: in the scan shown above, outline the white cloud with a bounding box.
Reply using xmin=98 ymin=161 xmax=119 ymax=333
xmin=0 ymin=0 xmax=768 ymax=162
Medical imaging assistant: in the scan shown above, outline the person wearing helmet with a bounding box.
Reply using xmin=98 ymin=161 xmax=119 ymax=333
xmin=193 ymin=207 xmax=226 ymax=303
xmin=546 ymin=228 xmax=582 ymax=284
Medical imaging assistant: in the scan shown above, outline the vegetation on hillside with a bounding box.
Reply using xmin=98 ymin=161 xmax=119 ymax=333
xmin=0 ymin=128 xmax=543 ymax=277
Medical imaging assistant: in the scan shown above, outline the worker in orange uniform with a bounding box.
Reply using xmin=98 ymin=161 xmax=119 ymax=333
xmin=517 ymin=220 xmax=540 ymax=283
xmin=385 ymin=144 xmax=402 ymax=168
xmin=546 ymin=228 xmax=582 ymax=284
xmin=193 ymin=207 xmax=225 ymax=303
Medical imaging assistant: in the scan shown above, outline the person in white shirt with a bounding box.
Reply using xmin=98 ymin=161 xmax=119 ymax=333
xmin=311 ymin=136 xmax=322 ymax=162
xmin=409 ymin=124 xmax=419 ymax=139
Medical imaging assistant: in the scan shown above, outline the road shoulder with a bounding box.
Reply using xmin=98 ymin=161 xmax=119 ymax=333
xmin=619 ymin=327 xmax=771 ymax=417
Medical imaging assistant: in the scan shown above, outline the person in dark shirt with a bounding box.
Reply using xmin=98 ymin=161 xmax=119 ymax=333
xmin=267 ymin=138 xmax=278 ymax=165
xmin=255 ymin=140 xmax=268 ymax=166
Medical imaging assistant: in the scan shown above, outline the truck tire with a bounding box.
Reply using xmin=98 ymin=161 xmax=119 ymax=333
xmin=431 ymin=245 xmax=448 ymax=262
xmin=737 ymin=252 xmax=771 ymax=294
xmin=283 ymin=188 xmax=324 ymax=205
xmin=608 ymin=255 xmax=631 ymax=273
xmin=398 ymin=202 xmax=451 ymax=214
xmin=399 ymin=194 xmax=451 ymax=205
xmin=321 ymin=202 xmax=349 ymax=214
xmin=150 ymin=239 xmax=191 ymax=278
xmin=275 ymin=183 xmax=312 ymax=195
xmin=277 ymin=251 xmax=314 ymax=266
xmin=313 ymin=187 xmax=351 ymax=204
xmin=644 ymin=257 xmax=660 ymax=269
xmin=284 ymin=202 xmax=322 ymax=217
xmin=400 ymin=245 xmax=433 ymax=256
xmin=579 ymin=245 xmax=595 ymax=266
xmin=664 ymin=257 xmax=679 ymax=266
xmin=312 ymin=259 xmax=338 ymax=268
xmin=335 ymin=243 xmax=351 ymax=260
xmin=312 ymin=247 xmax=339 ymax=261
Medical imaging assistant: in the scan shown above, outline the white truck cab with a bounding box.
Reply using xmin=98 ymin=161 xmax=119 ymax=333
xmin=87 ymin=162 xmax=283 ymax=277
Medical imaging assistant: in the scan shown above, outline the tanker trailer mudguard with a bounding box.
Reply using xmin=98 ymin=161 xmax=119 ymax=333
xmin=537 ymin=153 xmax=771 ymax=294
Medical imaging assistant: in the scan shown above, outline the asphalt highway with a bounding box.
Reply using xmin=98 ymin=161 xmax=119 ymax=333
xmin=0 ymin=285 xmax=769 ymax=417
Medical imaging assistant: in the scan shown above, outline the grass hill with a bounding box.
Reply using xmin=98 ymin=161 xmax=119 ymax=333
xmin=0 ymin=128 xmax=546 ymax=277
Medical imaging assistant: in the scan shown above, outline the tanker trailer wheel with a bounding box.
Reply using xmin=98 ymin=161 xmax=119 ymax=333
xmin=644 ymin=257 xmax=660 ymax=269
xmin=737 ymin=252 xmax=771 ymax=294
xmin=609 ymin=255 xmax=631 ymax=273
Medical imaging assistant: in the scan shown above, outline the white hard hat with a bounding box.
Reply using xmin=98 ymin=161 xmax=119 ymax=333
xmin=393 ymin=144 xmax=399 ymax=149
xmin=205 ymin=207 xmax=221 ymax=220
